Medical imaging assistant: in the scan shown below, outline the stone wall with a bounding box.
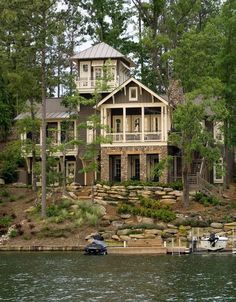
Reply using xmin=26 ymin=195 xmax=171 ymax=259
xmin=94 ymin=183 xmax=181 ymax=206
xmin=100 ymin=145 xmax=168 ymax=183
xmin=93 ymin=184 xmax=235 ymax=247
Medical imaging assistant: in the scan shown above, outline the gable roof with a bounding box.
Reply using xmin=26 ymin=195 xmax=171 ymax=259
xmin=71 ymin=42 xmax=135 ymax=67
xmin=96 ymin=77 xmax=169 ymax=108
xmin=15 ymin=98 xmax=76 ymax=120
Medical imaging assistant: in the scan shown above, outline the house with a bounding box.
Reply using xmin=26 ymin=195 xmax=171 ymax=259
xmin=16 ymin=42 xmax=228 ymax=187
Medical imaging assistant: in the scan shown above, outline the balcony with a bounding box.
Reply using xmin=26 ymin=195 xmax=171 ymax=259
xmin=105 ymin=131 xmax=162 ymax=143
xmin=76 ymin=77 xmax=119 ymax=93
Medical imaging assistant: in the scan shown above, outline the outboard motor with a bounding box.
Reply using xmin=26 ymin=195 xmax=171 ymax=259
xmin=208 ymin=233 xmax=218 ymax=247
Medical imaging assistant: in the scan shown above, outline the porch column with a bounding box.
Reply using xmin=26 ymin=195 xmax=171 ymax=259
xmin=141 ymin=106 xmax=145 ymax=142
xmin=100 ymin=148 xmax=109 ymax=181
xmin=161 ymin=106 xmax=164 ymax=141
xmin=57 ymin=122 xmax=61 ymax=145
xmin=121 ymin=152 xmax=128 ymax=181
xmin=100 ymin=108 xmax=104 ymax=136
xmin=123 ymin=107 xmax=126 ymax=142
xmin=140 ymin=153 xmax=146 ymax=181
xmin=164 ymin=106 xmax=168 ymax=141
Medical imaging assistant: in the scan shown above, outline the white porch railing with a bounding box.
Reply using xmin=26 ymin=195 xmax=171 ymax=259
xmin=76 ymin=77 xmax=119 ymax=90
xmin=105 ymin=131 xmax=162 ymax=142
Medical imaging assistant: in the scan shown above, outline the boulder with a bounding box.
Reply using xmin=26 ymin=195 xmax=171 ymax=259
xmin=111 ymin=220 xmax=124 ymax=228
xmin=99 ymin=220 xmax=111 ymax=227
xmin=160 ymin=199 xmax=176 ymax=206
xmin=155 ymin=223 xmax=166 ymax=230
xmin=112 ymin=234 xmax=120 ymax=241
xmin=155 ymin=191 xmax=166 ymax=196
xmin=0 ymin=178 xmax=5 ymax=185
xmin=144 ymin=229 xmax=162 ymax=235
xmin=163 ymin=188 xmax=173 ymax=192
xmin=144 ymin=233 xmax=156 ymax=239
xmin=210 ymin=222 xmax=223 ymax=229
xmin=103 ymin=214 xmax=120 ymax=221
xmin=161 ymin=195 xmax=176 ymax=199
xmin=117 ymin=229 xmax=130 ymax=236
xmin=94 ymin=199 xmax=108 ymax=206
xmin=120 ymin=213 xmax=131 ymax=219
xmin=129 ymin=234 xmax=145 ymax=239
xmin=164 ymin=228 xmax=178 ymax=235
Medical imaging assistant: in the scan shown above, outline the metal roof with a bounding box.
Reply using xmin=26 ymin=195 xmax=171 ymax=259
xmin=15 ymin=98 xmax=77 ymax=120
xmin=71 ymin=42 xmax=135 ymax=67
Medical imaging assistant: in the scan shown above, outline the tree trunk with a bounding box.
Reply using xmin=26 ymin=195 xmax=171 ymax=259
xmin=182 ymin=166 xmax=190 ymax=208
xmin=41 ymin=9 xmax=47 ymax=218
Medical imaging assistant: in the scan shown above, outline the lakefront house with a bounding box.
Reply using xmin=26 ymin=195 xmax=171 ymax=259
xmin=16 ymin=42 xmax=227 ymax=188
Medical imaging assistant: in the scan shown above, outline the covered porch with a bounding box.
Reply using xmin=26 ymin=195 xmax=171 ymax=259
xmin=100 ymin=104 xmax=169 ymax=144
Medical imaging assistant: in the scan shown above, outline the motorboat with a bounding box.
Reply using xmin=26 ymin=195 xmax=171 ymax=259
xmin=200 ymin=233 xmax=228 ymax=251
xmin=84 ymin=234 xmax=107 ymax=255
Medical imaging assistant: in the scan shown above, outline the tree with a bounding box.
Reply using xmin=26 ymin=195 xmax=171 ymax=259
xmin=169 ymin=99 xmax=225 ymax=207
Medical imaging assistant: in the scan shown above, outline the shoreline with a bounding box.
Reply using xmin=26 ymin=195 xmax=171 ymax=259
xmin=0 ymin=245 xmax=235 ymax=255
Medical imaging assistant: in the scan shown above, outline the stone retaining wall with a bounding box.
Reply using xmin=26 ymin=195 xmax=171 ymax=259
xmin=94 ymin=183 xmax=182 ymax=206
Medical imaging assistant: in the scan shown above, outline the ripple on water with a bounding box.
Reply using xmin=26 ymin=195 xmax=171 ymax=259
xmin=0 ymin=254 xmax=236 ymax=302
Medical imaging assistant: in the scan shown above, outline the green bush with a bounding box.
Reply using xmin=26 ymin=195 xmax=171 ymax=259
xmin=9 ymin=229 xmax=18 ymax=238
xmin=195 ymin=192 xmax=220 ymax=206
xmin=0 ymin=189 xmax=10 ymax=198
xmin=118 ymin=196 xmax=176 ymax=222
xmin=0 ymin=216 xmax=13 ymax=227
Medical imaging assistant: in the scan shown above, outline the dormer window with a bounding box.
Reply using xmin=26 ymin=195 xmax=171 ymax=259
xmin=129 ymin=87 xmax=138 ymax=101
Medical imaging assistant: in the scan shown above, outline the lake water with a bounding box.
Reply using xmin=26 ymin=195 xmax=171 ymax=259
xmin=0 ymin=253 xmax=235 ymax=302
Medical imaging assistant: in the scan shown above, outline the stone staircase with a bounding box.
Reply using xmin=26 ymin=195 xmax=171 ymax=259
xmin=77 ymin=187 xmax=92 ymax=200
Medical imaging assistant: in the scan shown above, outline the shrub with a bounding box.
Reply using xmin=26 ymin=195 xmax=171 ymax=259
xmin=118 ymin=196 xmax=176 ymax=222
xmin=195 ymin=192 xmax=220 ymax=206
xmin=0 ymin=216 xmax=13 ymax=227
xmin=9 ymin=229 xmax=18 ymax=238
xmin=0 ymin=189 xmax=10 ymax=198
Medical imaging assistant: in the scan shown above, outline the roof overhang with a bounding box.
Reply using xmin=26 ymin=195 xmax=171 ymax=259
xmin=95 ymin=77 xmax=169 ymax=109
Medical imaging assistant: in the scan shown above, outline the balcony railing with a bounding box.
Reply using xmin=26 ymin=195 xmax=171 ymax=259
xmin=105 ymin=131 xmax=162 ymax=142
xmin=76 ymin=77 xmax=119 ymax=91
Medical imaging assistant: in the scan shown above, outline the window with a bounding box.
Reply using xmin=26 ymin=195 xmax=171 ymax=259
xmin=94 ymin=67 xmax=102 ymax=79
xmin=61 ymin=121 xmax=75 ymax=147
xmin=214 ymin=122 xmax=224 ymax=143
xmin=46 ymin=122 xmax=58 ymax=144
xmin=82 ymin=64 xmax=88 ymax=73
xmin=87 ymin=121 xmax=94 ymax=143
xmin=129 ymin=87 xmax=138 ymax=101
xmin=214 ymin=158 xmax=224 ymax=183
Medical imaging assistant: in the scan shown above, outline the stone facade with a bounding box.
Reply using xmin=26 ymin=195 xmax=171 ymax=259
xmin=101 ymin=145 xmax=168 ymax=183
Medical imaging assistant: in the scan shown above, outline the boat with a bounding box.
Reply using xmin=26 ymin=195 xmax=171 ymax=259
xmin=84 ymin=234 xmax=107 ymax=255
xmin=200 ymin=233 xmax=228 ymax=251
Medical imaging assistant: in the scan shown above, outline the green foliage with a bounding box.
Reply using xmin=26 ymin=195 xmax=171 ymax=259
xmin=9 ymin=229 xmax=18 ymax=238
xmin=0 ymin=142 xmax=22 ymax=183
xmin=118 ymin=196 xmax=176 ymax=222
xmin=194 ymin=192 xmax=220 ymax=206
xmin=0 ymin=216 xmax=13 ymax=227
xmin=0 ymin=189 xmax=10 ymax=198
